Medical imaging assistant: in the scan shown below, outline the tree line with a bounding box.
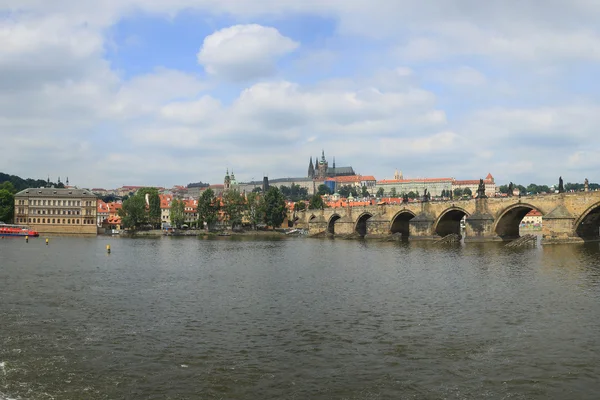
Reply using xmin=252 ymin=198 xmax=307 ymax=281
xmin=118 ymin=186 xmax=289 ymax=231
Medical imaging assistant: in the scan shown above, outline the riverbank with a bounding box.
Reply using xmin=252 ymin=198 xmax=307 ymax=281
xmin=115 ymin=229 xmax=297 ymax=238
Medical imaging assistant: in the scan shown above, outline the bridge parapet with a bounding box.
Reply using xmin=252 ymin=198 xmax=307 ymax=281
xmin=294 ymin=191 xmax=600 ymax=243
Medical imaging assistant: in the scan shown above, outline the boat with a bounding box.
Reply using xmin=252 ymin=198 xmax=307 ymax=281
xmin=0 ymin=223 xmax=39 ymax=237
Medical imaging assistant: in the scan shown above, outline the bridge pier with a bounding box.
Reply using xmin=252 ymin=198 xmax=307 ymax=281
xmin=541 ymin=205 xmax=582 ymax=244
xmin=409 ymin=212 xmax=437 ymax=240
xmin=464 ymin=198 xmax=501 ymax=242
xmin=364 ymin=217 xmax=391 ymax=238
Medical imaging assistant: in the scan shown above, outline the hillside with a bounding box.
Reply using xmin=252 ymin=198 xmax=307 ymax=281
xmin=0 ymin=172 xmax=60 ymax=192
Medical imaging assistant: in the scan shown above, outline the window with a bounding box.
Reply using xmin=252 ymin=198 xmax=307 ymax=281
xmin=52 ymin=219 xmax=55 ymax=224
xmin=62 ymin=219 xmax=65 ymax=224
xmin=76 ymin=219 xmax=79 ymax=224
xmin=43 ymin=218 xmax=45 ymax=223
xmin=68 ymin=219 xmax=70 ymax=224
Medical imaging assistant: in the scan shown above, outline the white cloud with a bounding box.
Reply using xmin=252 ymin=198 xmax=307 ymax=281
xmin=197 ymin=24 xmax=299 ymax=81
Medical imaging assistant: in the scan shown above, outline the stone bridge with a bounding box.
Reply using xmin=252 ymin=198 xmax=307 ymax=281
xmin=292 ymin=191 xmax=600 ymax=244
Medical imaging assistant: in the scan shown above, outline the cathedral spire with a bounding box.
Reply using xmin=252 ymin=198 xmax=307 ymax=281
xmin=308 ymin=156 xmax=315 ymax=178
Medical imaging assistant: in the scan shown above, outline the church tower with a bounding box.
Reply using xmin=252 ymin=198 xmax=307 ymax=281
xmin=317 ymin=150 xmax=328 ymax=179
xmin=224 ymin=169 xmax=231 ymax=191
xmin=308 ymin=157 xmax=315 ymax=179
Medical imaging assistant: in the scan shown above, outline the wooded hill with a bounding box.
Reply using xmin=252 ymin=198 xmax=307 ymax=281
xmin=0 ymin=172 xmax=60 ymax=192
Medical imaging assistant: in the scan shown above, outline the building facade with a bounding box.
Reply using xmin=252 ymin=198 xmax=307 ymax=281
xmin=452 ymin=173 xmax=496 ymax=197
xmin=14 ymin=188 xmax=98 ymax=234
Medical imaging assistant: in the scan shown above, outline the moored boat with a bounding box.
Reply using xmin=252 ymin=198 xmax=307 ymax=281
xmin=0 ymin=223 xmax=40 ymax=237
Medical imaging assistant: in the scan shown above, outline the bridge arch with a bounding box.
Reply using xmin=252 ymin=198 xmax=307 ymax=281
xmin=433 ymin=207 xmax=470 ymax=237
xmin=327 ymin=214 xmax=341 ymax=235
xmin=354 ymin=212 xmax=373 ymax=237
xmin=389 ymin=210 xmax=416 ymax=238
xmin=574 ymin=201 xmax=600 ymax=240
xmin=494 ymin=203 xmax=542 ymax=240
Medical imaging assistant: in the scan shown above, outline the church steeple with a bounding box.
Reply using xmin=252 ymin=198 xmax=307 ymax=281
xmin=333 ymin=157 xmax=336 ymax=169
xmin=308 ymin=156 xmax=315 ymax=178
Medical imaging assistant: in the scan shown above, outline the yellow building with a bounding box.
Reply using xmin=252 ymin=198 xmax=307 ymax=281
xmin=14 ymin=188 xmax=98 ymax=234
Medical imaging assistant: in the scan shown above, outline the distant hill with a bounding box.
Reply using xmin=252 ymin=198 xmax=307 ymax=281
xmin=0 ymin=172 xmax=61 ymax=192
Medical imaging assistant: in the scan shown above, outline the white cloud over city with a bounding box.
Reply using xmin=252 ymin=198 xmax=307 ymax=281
xmin=1 ymin=0 xmax=599 ymax=188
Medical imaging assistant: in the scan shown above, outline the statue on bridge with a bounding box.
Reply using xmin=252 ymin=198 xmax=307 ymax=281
xmin=507 ymin=182 xmax=514 ymax=197
xmin=585 ymin=178 xmax=589 ymax=192
xmin=402 ymin=193 xmax=409 ymax=204
xmin=422 ymin=189 xmax=431 ymax=203
xmin=558 ymin=176 xmax=564 ymax=193
xmin=476 ymin=178 xmax=487 ymax=198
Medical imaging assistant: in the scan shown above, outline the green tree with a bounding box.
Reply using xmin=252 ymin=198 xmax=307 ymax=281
xmin=263 ymin=187 xmax=287 ymax=229
xmin=294 ymin=201 xmax=307 ymax=211
xmin=223 ymin=190 xmax=245 ymax=229
xmin=252 ymin=187 xmax=262 ymax=193
xmin=119 ymin=194 xmax=147 ymax=230
xmin=137 ymin=187 xmax=161 ymax=228
xmin=197 ymin=188 xmax=220 ymax=230
xmin=498 ymin=185 xmax=508 ymax=194
xmin=361 ymin=185 xmax=369 ymax=198
xmin=453 ymin=188 xmax=464 ymax=198
xmin=376 ymin=187 xmax=384 ymax=197
xmin=0 ymin=181 xmax=16 ymax=193
xmin=308 ymin=194 xmax=325 ymax=210
xmin=463 ymin=187 xmax=473 ymax=197
xmin=390 ymin=187 xmax=397 ymax=197
xmin=246 ymin=192 xmax=265 ymax=230
xmin=317 ymin=184 xmax=332 ymax=196
xmin=407 ymin=191 xmax=417 ymax=199
xmin=170 ymin=198 xmax=185 ymax=228
xmin=0 ymin=189 xmax=14 ymax=223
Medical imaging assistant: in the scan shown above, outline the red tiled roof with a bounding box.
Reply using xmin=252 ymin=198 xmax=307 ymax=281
xmin=526 ymin=209 xmax=542 ymax=216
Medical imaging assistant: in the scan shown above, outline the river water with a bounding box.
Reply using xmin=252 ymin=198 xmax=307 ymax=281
xmin=1 ymin=235 xmax=600 ymax=399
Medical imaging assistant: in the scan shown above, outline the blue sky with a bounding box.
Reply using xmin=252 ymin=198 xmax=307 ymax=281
xmin=1 ymin=1 xmax=600 ymax=189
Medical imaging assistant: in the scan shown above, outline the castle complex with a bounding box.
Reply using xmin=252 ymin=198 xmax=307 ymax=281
xmin=307 ymin=151 xmax=355 ymax=179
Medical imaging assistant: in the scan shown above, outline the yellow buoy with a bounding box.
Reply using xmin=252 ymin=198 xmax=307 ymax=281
xmin=106 ymin=244 xmax=111 ymax=254
xmin=45 ymin=238 xmax=49 ymax=245
xmin=25 ymin=235 xmax=29 ymax=243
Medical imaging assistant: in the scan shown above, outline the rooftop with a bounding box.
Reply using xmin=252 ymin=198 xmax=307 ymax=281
xmin=15 ymin=188 xmax=97 ymax=198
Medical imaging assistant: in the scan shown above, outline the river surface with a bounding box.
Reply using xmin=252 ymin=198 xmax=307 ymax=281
xmin=1 ymin=235 xmax=600 ymax=399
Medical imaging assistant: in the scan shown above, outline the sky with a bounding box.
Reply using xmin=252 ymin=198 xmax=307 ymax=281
xmin=1 ymin=0 xmax=600 ymax=189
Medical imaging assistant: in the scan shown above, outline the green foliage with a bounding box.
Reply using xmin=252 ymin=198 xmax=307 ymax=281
xmin=308 ymin=194 xmax=325 ymax=210
xmin=263 ymin=187 xmax=287 ymax=229
xmin=246 ymin=191 xmax=265 ymax=230
xmin=279 ymin=184 xmax=309 ymax=202
xmin=100 ymin=194 xmax=117 ymax=203
xmin=453 ymin=188 xmax=463 ymax=198
xmin=197 ymin=188 xmax=220 ymax=230
xmin=0 ymin=189 xmax=14 ymax=223
xmin=338 ymin=185 xmax=358 ymax=198
xmin=0 ymin=172 xmax=50 ymax=192
xmin=169 ymin=199 xmax=185 ymax=228
xmin=407 ymin=191 xmax=417 ymax=199
xmin=294 ymin=201 xmax=307 ymax=211
xmin=361 ymin=185 xmax=369 ymax=197
xmin=252 ymin=187 xmax=262 ymax=193
xmin=376 ymin=187 xmax=384 ymax=197
xmin=0 ymin=181 xmax=16 ymax=193
xmin=223 ymin=190 xmax=245 ymax=229
xmin=137 ymin=187 xmax=161 ymax=228
xmin=317 ymin=184 xmax=332 ymax=196
xmin=119 ymin=194 xmax=147 ymax=230
xmin=390 ymin=187 xmax=397 ymax=197
xmin=463 ymin=188 xmax=473 ymax=197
